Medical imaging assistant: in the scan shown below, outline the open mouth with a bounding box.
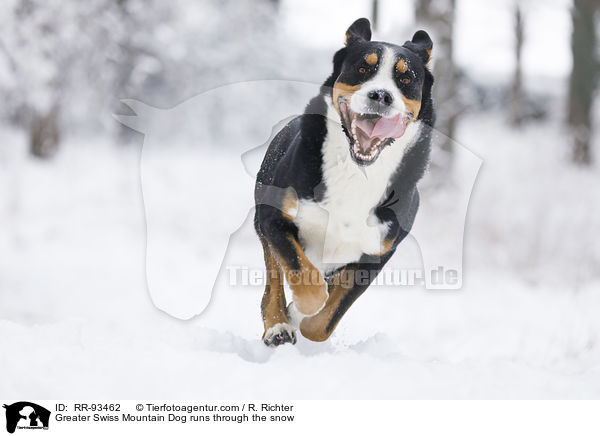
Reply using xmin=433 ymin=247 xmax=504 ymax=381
xmin=338 ymin=98 xmax=411 ymax=165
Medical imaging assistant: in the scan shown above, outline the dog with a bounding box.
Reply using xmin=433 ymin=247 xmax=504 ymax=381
xmin=254 ymin=18 xmax=434 ymax=346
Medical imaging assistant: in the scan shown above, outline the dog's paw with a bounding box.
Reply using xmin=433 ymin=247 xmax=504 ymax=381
xmin=263 ymin=323 xmax=297 ymax=347
xmin=263 ymin=324 xmax=297 ymax=347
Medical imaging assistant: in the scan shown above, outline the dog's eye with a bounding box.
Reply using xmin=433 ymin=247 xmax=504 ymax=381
xmin=358 ymin=67 xmax=367 ymax=74
xmin=401 ymin=77 xmax=411 ymax=84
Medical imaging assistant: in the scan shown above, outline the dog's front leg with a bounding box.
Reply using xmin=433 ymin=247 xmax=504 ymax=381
xmin=259 ymin=236 xmax=297 ymax=346
xmin=300 ymin=254 xmax=392 ymax=341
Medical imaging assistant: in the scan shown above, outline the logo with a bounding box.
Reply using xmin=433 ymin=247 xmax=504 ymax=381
xmin=3 ymin=402 xmax=50 ymax=433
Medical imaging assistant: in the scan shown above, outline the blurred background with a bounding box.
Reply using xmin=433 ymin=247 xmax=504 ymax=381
xmin=1 ymin=0 xmax=599 ymax=398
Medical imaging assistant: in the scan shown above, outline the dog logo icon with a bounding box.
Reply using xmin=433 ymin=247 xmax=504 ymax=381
xmin=3 ymin=402 xmax=50 ymax=433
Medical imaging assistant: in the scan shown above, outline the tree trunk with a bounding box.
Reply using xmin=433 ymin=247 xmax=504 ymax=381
xmin=568 ymin=0 xmax=598 ymax=165
xmin=509 ymin=5 xmax=524 ymax=127
xmin=30 ymin=105 xmax=60 ymax=159
xmin=415 ymin=0 xmax=459 ymax=172
xmin=371 ymin=0 xmax=379 ymax=32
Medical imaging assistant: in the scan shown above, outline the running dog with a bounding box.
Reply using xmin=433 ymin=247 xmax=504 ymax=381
xmin=254 ymin=18 xmax=434 ymax=346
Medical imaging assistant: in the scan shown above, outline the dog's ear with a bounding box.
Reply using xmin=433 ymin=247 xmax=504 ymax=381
xmin=345 ymin=18 xmax=371 ymax=46
xmin=403 ymin=30 xmax=433 ymax=64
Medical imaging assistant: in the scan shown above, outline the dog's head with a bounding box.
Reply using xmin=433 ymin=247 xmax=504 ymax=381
xmin=328 ymin=18 xmax=433 ymax=166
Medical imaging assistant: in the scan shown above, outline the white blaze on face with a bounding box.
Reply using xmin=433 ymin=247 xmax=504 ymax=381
xmin=349 ymin=47 xmax=406 ymax=118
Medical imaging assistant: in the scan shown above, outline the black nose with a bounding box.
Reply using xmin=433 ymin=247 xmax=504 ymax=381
xmin=367 ymin=89 xmax=393 ymax=106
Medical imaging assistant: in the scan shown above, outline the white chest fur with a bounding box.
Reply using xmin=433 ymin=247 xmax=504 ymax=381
xmin=292 ymin=98 xmax=421 ymax=274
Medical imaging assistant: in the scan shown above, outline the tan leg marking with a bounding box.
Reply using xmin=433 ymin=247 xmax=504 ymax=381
xmin=299 ymin=268 xmax=355 ymax=342
xmin=281 ymin=189 xmax=298 ymax=220
xmin=377 ymin=237 xmax=396 ymax=256
xmin=273 ymin=237 xmax=328 ymax=316
xmin=260 ymin=238 xmax=288 ymax=338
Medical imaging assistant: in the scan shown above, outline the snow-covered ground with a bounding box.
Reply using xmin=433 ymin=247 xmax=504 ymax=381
xmin=1 ymin=102 xmax=599 ymax=398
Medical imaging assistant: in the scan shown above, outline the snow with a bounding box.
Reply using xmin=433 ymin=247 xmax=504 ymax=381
xmin=1 ymin=103 xmax=599 ymax=398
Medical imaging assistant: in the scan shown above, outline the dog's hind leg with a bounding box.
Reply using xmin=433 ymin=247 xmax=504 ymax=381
xmin=299 ymin=254 xmax=392 ymax=342
xmin=260 ymin=237 xmax=296 ymax=346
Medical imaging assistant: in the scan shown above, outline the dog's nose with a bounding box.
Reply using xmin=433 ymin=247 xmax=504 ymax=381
xmin=367 ymin=89 xmax=393 ymax=106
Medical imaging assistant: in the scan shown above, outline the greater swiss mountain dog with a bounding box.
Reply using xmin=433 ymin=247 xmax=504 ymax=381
xmin=254 ymin=18 xmax=435 ymax=346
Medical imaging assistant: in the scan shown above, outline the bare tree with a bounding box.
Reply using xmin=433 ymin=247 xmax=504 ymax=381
xmin=567 ymin=0 xmax=598 ymax=165
xmin=415 ymin=0 xmax=460 ymax=171
xmin=371 ymin=0 xmax=379 ymax=32
xmin=5 ymin=0 xmax=64 ymax=159
xmin=509 ymin=4 xmax=524 ymax=127
xmin=30 ymin=104 xmax=60 ymax=158
xmin=0 ymin=0 xmax=124 ymax=158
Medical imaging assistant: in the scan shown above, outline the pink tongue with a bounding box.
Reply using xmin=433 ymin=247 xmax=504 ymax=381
xmin=355 ymin=113 xmax=407 ymax=139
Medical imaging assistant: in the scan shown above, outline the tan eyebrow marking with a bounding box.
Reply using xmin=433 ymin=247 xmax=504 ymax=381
xmin=396 ymin=58 xmax=408 ymax=73
xmin=365 ymin=52 xmax=378 ymax=65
